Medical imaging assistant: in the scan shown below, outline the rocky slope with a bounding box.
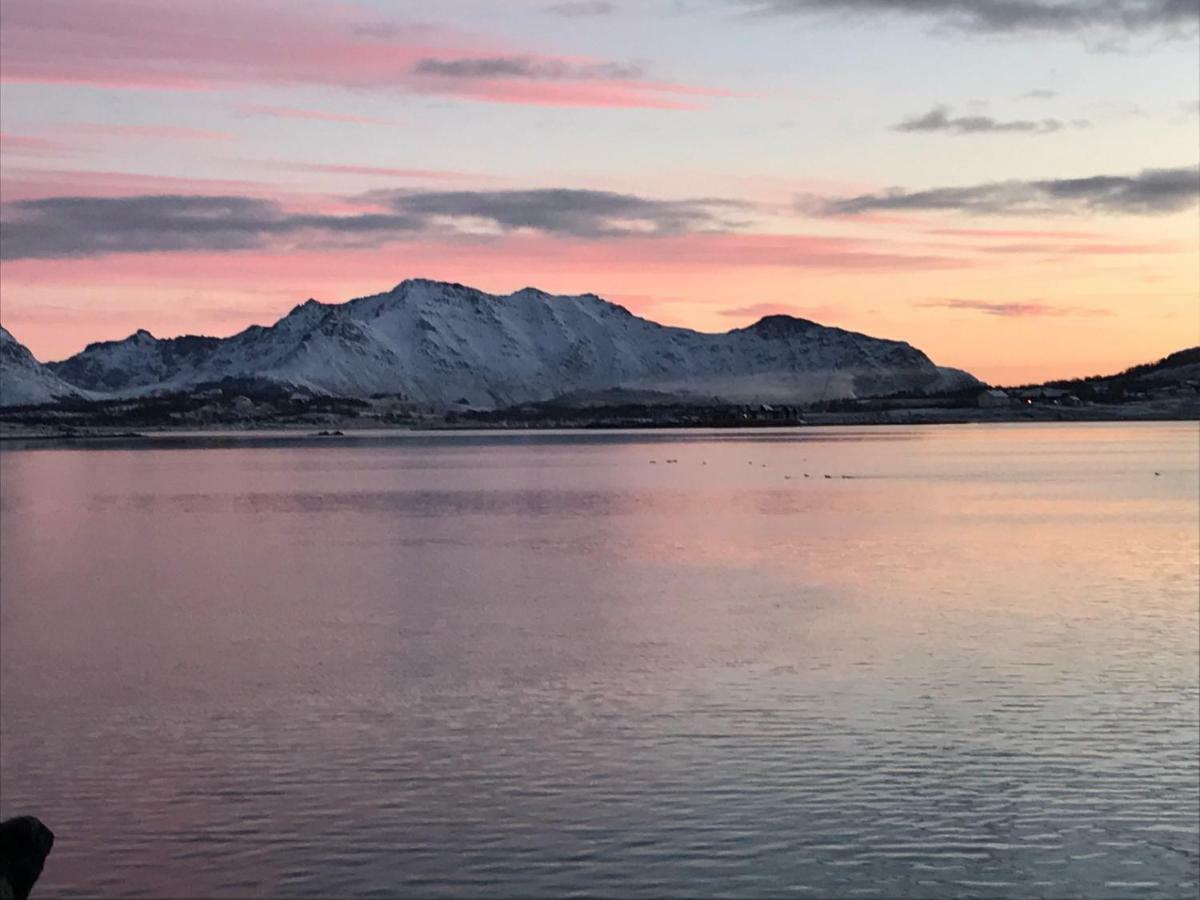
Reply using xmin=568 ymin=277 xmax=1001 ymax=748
xmin=0 ymin=326 xmax=90 ymax=407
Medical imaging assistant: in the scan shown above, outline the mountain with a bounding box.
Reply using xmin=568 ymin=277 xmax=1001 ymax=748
xmin=0 ymin=326 xmax=91 ymax=407
xmin=1098 ymin=347 xmax=1200 ymax=389
xmin=39 ymin=279 xmax=978 ymax=407
xmin=1030 ymin=346 xmax=1200 ymax=401
xmin=49 ymin=330 xmax=222 ymax=394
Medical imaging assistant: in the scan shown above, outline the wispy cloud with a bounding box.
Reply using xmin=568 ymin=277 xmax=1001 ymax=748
xmin=925 ymin=227 xmax=1103 ymax=238
xmin=268 ymin=162 xmax=483 ymax=181
xmin=234 ymin=105 xmax=403 ymax=126
xmin=74 ymin=123 xmax=234 ymax=141
xmin=0 ymin=0 xmax=722 ymax=109
xmin=0 ymin=132 xmax=74 ymax=157
xmin=815 ymin=165 xmax=1200 ymax=216
xmin=718 ymin=301 xmax=844 ymax=320
xmin=734 ymin=0 xmax=1200 ymax=37
xmin=894 ymin=106 xmax=1086 ymax=134
xmin=916 ymin=298 xmax=1115 ymax=317
xmin=0 ymin=168 xmax=277 ymax=203
xmin=546 ymin=0 xmax=618 ymax=15
xmin=412 ymin=56 xmax=643 ymax=81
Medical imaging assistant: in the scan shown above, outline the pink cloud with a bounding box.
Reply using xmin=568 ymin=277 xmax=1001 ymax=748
xmin=0 ymin=167 xmax=285 ymax=201
xmin=266 ymin=162 xmax=489 ymax=182
xmin=234 ymin=104 xmax=403 ymax=126
xmin=927 ymin=227 xmax=1105 ymax=239
xmin=422 ymin=79 xmax=713 ymax=111
xmin=0 ymin=0 xmax=725 ymax=109
xmin=820 ymin=212 xmax=924 ymax=226
xmin=717 ymin=301 xmax=847 ymax=322
xmin=916 ymin=299 xmax=1115 ymax=318
xmin=977 ymin=241 xmax=1175 ymax=256
xmin=73 ymin=123 xmax=234 ymax=141
xmin=553 ymin=233 xmax=964 ymax=271
xmin=0 ymin=232 xmax=965 ymax=293
xmin=0 ymin=131 xmax=75 ymax=157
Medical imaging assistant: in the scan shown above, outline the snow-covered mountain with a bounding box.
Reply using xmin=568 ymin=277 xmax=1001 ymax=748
xmin=41 ymin=279 xmax=979 ymax=407
xmin=0 ymin=325 xmax=91 ymax=407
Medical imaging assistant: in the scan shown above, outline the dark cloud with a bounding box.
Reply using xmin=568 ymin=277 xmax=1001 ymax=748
xmin=412 ymin=56 xmax=643 ymax=81
xmin=816 ymin=165 xmax=1200 ymax=216
xmin=0 ymin=195 xmax=426 ymax=260
xmin=735 ymin=0 xmax=1200 ymax=36
xmin=547 ymin=1 xmax=618 ymax=15
xmin=0 ymin=189 xmax=743 ymax=260
xmin=378 ymin=189 xmax=745 ymax=237
xmin=894 ymin=106 xmax=1084 ymax=134
xmin=916 ymin=299 xmax=1114 ymax=317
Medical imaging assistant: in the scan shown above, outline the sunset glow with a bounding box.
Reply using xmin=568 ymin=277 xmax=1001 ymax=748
xmin=1 ymin=0 xmax=1197 ymax=383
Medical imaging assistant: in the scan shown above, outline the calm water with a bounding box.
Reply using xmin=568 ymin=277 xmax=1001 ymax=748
xmin=1 ymin=423 xmax=1197 ymax=898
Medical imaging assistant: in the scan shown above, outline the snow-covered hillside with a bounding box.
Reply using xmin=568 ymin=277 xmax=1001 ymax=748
xmin=0 ymin=325 xmax=91 ymax=407
xmin=46 ymin=279 xmax=979 ymax=406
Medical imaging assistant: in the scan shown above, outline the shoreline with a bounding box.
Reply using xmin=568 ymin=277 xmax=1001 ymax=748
xmin=2 ymin=401 xmax=1196 ymax=443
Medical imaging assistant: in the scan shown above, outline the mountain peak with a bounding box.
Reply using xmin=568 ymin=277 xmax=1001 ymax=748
xmin=745 ymin=315 xmax=822 ymax=337
xmin=391 ymin=277 xmax=468 ymax=294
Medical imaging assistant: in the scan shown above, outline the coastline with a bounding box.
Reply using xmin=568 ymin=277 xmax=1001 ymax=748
xmin=2 ymin=399 xmax=1196 ymax=444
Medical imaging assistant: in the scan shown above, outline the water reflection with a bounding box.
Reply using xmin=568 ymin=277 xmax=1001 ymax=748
xmin=1 ymin=423 xmax=1197 ymax=897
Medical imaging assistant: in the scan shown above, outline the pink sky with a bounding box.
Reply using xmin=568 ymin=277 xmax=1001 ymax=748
xmin=1 ymin=0 xmax=1197 ymax=383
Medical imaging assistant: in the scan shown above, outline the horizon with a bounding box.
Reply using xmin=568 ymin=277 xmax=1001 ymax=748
xmin=1 ymin=0 xmax=1198 ymax=384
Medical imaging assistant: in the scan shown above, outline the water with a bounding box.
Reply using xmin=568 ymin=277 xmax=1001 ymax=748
xmin=1 ymin=423 xmax=1197 ymax=898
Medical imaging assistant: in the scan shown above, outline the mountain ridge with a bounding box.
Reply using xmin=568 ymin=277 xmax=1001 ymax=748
xmin=4 ymin=278 xmax=978 ymax=408
xmin=0 ymin=325 xmax=92 ymax=407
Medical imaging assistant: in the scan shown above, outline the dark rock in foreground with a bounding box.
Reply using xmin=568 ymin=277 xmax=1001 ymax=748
xmin=0 ymin=817 xmax=54 ymax=900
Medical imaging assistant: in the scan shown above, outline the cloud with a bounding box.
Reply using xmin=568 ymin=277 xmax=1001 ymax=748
xmin=1021 ymin=89 xmax=1058 ymax=99
xmin=734 ymin=0 xmax=1200 ymax=36
xmin=0 ymin=132 xmax=73 ymax=158
xmin=816 ymin=165 xmax=1200 ymax=216
xmin=0 ymin=169 xmax=276 ymax=203
xmin=718 ymin=301 xmax=844 ymax=320
xmin=0 ymin=0 xmax=719 ymax=109
xmin=412 ymin=56 xmax=644 ymax=81
xmin=1 ymin=190 xmax=968 ymax=273
xmin=0 ymin=195 xmax=426 ymax=260
xmin=376 ymin=189 xmax=747 ymax=237
xmin=234 ymin=105 xmax=403 ymax=126
xmin=894 ymin=106 xmax=1085 ymax=134
xmin=73 ymin=123 xmax=234 ymax=141
xmin=0 ymin=189 xmax=747 ymax=259
xmin=926 ymin=227 xmax=1102 ymax=238
xmin=916 ymin=299 xmax=1114 ymax=317
xmin=546 ymin=1 xmax=618 ymax=15
xmin=267 ymin=162 xmax=483 ymax=181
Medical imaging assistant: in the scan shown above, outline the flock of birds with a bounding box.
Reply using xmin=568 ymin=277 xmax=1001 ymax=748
xmin=646 ymin=458 xmax=858 ymax=479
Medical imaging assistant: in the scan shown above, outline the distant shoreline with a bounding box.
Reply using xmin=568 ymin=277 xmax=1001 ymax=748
xmin=1 ymin=401 xmax=1196 ymax=444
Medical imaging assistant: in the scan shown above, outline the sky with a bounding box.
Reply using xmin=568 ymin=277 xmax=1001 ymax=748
xmin=0 ymin=0 xmax=1197 ymax=384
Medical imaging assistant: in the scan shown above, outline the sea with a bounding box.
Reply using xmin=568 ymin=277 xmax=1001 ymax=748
xmin=1 ymin=422 xmax=1197 ymax=897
